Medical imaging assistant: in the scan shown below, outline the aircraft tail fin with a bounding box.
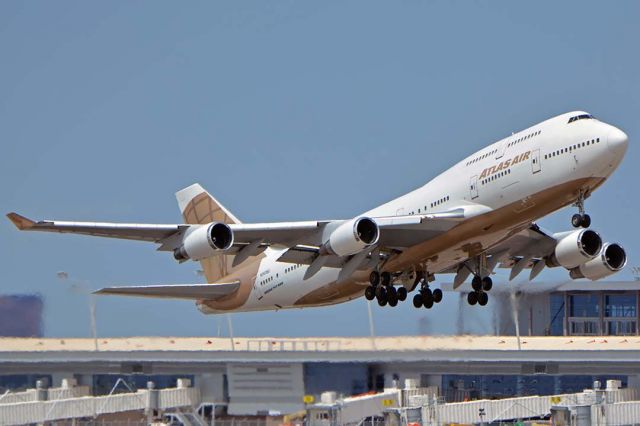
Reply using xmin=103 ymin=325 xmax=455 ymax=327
xmin=175 ymin=184 xmax=241 ymax=283
xmin=176 ymin=183 xmax=241 ymax=225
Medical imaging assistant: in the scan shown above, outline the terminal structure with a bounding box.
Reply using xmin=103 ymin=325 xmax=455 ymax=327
xmin=1 ymin=279 xmax=640 ymax=423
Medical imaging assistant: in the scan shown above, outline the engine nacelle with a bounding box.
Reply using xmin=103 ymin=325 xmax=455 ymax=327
xmin=173 ymin=222 xmax=234 ymax=261
xmin=569 ymin=243 xmax=627 ymax=280
xmin=546 ymin=229 xmax=602 ymax=269
xmin=321 ymin=217 xmax=379 ymax=257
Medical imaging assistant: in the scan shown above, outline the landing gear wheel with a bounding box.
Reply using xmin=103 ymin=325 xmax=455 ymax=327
xmin=572 ymin=213 xmax=591 ymax=228
xmin=471 ymin=275 xmax=482 ymax=292
xmin=481 ymin=276 xmax=493 ymax=292
xmin=369 ymin=271 xmax=380 ymax=286
xmin=381 ymin=272 xmax=391 ymax=286
xmin=387 ymin=286 xmax=397 ymax=299
xmin=571 ymin=213 xmax=591 ymax=228
xmin=375 ymin=286 xmax=387 ymax=300
xmin=364 ymin=286 xmax=375 ymax=301
xmin=412 ymin=294 xmax=423 ymax=308
xmin=388 ymin=294 xmax=398 ymax=307
xmin=432 ymin=288 xmax=443 ymax=303
xmin=377 ymin=297 xmax=388 ymax=307
xmin=572 ymin=213 xmax=583 ymax=228
xmin=467 ymin=291 xmax=478 ymax=306
xmin=396 ymin=287 xmax=408 ymax=301
xmin=422 ymin=290 xmax=434 ymax=307
xmin=423 ymin=297 xmax=434 ymax=309
xmin=478 ymin=291 xmax=489 ymax=306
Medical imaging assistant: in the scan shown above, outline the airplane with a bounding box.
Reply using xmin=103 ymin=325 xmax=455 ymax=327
xmin=7 ymin=111 xmax=629 ymax=313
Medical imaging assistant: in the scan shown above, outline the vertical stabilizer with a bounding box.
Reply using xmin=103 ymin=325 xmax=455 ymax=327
xmin=176 ymin=184 xmax=240 ymax=283
xmin=176 ymin=183 xmax=241 ymax=225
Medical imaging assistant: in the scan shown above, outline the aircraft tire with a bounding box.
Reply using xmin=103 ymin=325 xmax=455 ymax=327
xmin=481 ymin=276 xmax=493 ymax=291
xmin=582 ymin=214 xmax=591 ymax=228
xmin=377 ymin=297 xmax=388 ymax=307
xmin=369 ymin=271 xmax=380 ymax=286
xmin=412 ymin=294 xmax=423 ymax=308
xmin=364 ymin=286 xmax=376 ymax=301
xmin=375 ymin=285 xmax=387 ymax=300
xmin=467 ymin=291 xmax=478 ymax=305
xmin=572 ymin=213 xmax=583 ymax=228
xmin=471 ymin=275 xmax=482 ymax=291
xmin=422 ymin=290 xmax=434 ymax=305
xmin=381 ymin=271 xmax=391 ymax=286
xmin=387 ymin=286 xmax=397 ymax=298
xmin=397 ymin=287 xmax=408 ymax=301
xmin=432 ymin=288 xmax=443 ymax=303
xmin=423 ymin=297 xmax=434 ymax=309
xmin=388 ymin=294 xmax=398 ymax=307
xmin=478 ymin=291 xmax=489 ymax=306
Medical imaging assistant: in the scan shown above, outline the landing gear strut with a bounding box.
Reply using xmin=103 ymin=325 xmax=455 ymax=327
xmin=571 ymin=191 xmax=591 ymax=228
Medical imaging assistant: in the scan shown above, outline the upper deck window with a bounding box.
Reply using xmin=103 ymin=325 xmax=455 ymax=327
xmin=568 ymin=114 xmax=595 ymax=124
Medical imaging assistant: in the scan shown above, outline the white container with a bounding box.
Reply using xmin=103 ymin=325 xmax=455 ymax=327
xmin=320 ymin=391 xmax=337 ymax=404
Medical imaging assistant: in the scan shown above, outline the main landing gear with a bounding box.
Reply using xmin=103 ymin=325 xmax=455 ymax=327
xmin=571 ymin=191 xmax=591 ymax=228
xmin=364 ymin=270 xmax=408 ymax=307
xmin=365 ymin=270 xmax=445 ymax=309
xmin=411 ymin=283 xmax=443 ymax=310
xmin=467 ymin=275 xmax=492 ymax=306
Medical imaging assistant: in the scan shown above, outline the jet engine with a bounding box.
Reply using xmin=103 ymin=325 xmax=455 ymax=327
xmin=173 ymin=222 xmax=234 ymax=261
xmin=546 ymin=229 xmax=602 ymax=269
xmin=569 ymin=243 xmax=627 ymax=280
xmin=320 ymin=216 xmax=379 ymax=257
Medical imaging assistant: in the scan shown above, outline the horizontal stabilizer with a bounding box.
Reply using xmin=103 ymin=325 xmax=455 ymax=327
xmin=6 ymin=212 xmax=36 ymax=230
xmin=94 ymin=281 xmax=240 ymax=300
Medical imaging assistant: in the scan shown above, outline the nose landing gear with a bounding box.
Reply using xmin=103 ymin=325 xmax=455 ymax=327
xmin=571 ymin=191 xmax=591 ymax=228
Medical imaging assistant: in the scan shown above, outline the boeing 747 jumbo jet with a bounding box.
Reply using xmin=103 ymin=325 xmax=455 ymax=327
xmin=8 ymin=111 xmax=629 ymax=312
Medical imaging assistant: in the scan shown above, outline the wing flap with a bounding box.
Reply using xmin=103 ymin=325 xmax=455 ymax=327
xmin=94 ymin=281 xmax=241 ymax=300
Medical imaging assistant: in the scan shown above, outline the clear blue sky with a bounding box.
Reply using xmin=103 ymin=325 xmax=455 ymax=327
xmin=1 ymin=1 xmax=638 ymax=338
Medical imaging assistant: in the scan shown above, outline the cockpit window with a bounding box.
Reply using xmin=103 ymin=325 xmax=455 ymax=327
xmin=568 ymin=114 xmax=595 ymax=123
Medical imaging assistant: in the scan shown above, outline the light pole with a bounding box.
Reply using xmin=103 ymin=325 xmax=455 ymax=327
xmin=367 ymin=299 xmax=376 ymax=349
xmin=196 ymin=269 xmax=235 ymax=349
xmin=56 ymin=271 xmax=98 ymax=351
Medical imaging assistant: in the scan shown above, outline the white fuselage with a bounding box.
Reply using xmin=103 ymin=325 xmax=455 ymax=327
xmin=200 ymin=111 xmax=628 ymax=313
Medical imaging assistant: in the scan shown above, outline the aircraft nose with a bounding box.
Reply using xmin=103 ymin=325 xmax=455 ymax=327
xmin=607 ymin=126 xmax=628 ymax=155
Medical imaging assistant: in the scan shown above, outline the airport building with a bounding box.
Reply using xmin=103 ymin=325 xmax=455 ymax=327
xmin=2 ymin=280 xmax=640 ymax=423
xmin=485 ymin=280 xmax=640 ymax=337
xmin=1 ymin=335 xmax=640 ymax=420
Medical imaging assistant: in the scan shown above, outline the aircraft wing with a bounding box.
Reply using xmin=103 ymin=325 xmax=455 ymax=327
xmin=6 ymin=212 xmax=185 ymax=242
xmin=94 ymin=281 xmax=240 ymax=300
xmin=7 ymin=206 xmax=483 ymax=252
xmin=6 ymin=212 xmax=328 ymax=251
xmin=7 ymin=204 xmax=492 ymax=281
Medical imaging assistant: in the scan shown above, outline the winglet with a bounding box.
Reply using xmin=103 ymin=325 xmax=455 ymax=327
xmin=6 ymin=212 xmax=36 ymax=230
